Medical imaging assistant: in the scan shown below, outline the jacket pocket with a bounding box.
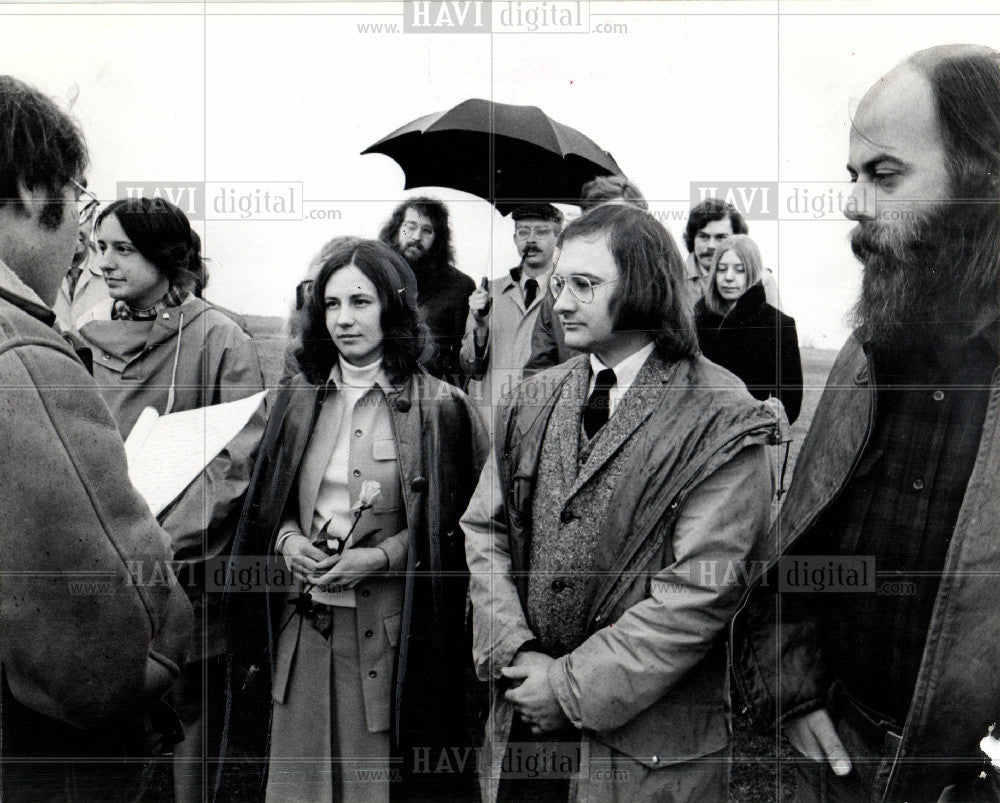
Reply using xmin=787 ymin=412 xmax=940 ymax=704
xmin=383 ymin=611 xmax=402 ymax=648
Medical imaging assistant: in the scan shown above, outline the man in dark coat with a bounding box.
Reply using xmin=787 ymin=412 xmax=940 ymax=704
xmin=735 ymin=44 xmax=1000 ymax=801
xmin=378 ymin=196 xmax=475 ymax=386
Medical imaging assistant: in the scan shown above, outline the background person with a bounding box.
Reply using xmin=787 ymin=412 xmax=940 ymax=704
xmin=461 ymin=203 xmax=562 ymax=422
xmin=682 ymin=198 xmax=780 ymax=311
xmin=52 ymin=218 xmax=109 ymax=328
xmin=694 ymin=234 xmax=802 ymax=424
xmin=378 ymin=196 xmax=475 ymax=386
xmin=75 ymin=196 xmax=265 ymax=802
xmin=226 ymin=238 xmax=487 ymax=802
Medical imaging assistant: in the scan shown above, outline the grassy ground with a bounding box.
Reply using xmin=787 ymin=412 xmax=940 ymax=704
xmin=178 ymin=320 xmax=840 ymax=802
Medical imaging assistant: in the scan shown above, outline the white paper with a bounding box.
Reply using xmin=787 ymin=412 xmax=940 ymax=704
xmin=124 ymin=390 xmax=267 ymax=516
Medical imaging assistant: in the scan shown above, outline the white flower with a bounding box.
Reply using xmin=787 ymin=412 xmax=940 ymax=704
xmin=981 ymin=724 xmax=1000 ymax=769
xmin=358 ymin=480 xmax=382 ymax=508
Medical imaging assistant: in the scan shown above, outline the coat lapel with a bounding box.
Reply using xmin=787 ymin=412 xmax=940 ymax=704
xmin=555 ymin=361 xmax=590 ymax=488
xmin=567 ymin=354 xmax=674 ymax=499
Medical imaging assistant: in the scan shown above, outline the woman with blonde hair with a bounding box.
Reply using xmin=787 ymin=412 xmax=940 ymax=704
xmin=694 ymin=234 xmax=803 ymax=423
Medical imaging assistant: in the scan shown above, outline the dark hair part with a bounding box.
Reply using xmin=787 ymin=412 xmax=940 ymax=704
xmin=295 ymin=238 xmax=426 ymax=385
xmin=580 ymin=174 xmax=648 ymax=212
xmin=683 ymin=198 xmax=749 ymax=253
xmin=0 ymin=75 xmax=88 ymax=230
xmin=97 ymin=197 xmax=206 ymax=295
xmin=377 ymin=196 xmax=455 ymax=270
xmin=558 ymin=204 xmax=698 ymax=360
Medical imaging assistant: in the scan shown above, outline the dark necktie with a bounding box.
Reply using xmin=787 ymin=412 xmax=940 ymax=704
xmin=583 ymin=367 xmax=617 ymax=439
xmin=524 ymin=278 xmax=538 ymax=308
xmin=66 ymin=266 xmax=83 ymax=300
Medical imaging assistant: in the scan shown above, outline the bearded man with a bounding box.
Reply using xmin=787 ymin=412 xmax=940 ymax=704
xmin=735 ymin=45 xmax=1000 ymax=801
xmin=378 ymin=196 xmax=474 ymax=385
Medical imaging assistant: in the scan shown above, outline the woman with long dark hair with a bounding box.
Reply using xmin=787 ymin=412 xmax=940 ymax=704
xmin=75 ymin=196 xmax=266 ymax=802
xmin=225 ymin=237 xmax=487 ymax=802
xmin=694 ymin=234 xmax=803 ymax=424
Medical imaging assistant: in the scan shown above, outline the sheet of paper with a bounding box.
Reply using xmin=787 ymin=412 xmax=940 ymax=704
xmin=124 ymin=390 xmax=267 ymax=516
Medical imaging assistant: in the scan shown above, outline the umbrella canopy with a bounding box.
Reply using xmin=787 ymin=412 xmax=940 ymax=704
xmin=362 ymin=98 xmax=622 ymax=215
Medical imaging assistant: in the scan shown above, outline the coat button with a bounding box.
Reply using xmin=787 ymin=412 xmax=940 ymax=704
xmin=361 ymin=589 xmax=371 ymax=597
xmin=368 ymin=670 xmax=377 ymax=678
xmin=355 ymin=429 xmax=363 ymax=437
xmin=551 ymin=579 xmax=566 ymax=592
xmin=162 ymin=312 xmax=170 ymax=320
xmin=651 ymin=755 xmax=659 ymax=765
xmin=912 ymin=478 xmax=924 ymax=491
xmin=410 ymin=477 xmax=428 ymax=493
xmin=395 ymin=399 xmax=411 ymax=412
xmin=353 ymin=469 xmax=361 ymax=477
xmin=560 ymin=510 xmax=576 ymax=524
xmin=365 ymin=629 xmax=373 ymax=638
xmin=102 ymin=354 xmax=111 ymax=361
xmin=932 ymin=390 xmax=945 ymax=402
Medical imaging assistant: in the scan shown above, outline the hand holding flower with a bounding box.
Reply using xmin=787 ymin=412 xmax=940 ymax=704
xmin=309 ymin=547 xmax=389 ymax=591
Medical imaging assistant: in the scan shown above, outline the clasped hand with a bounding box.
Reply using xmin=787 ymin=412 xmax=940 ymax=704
xmin=501 ymin=651 xmax=569 ymax=735
xmin=281 ymin=534 xmax=387 ymax=590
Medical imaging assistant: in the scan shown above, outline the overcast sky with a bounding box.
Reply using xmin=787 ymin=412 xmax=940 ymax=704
xmin=5 ymin=0 xmax=998 ymax=347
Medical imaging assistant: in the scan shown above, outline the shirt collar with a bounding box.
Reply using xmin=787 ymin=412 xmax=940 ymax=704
xmin=112 ymin=285 xmax=188 ymax=321
xmin=589 ymin=341 xmax=655 ymax=391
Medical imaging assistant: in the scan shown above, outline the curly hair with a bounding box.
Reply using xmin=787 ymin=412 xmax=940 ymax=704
xmin=377 ymin=196 xmax=455 ymax=273
xmin=0 ymin=75 xmax=88 ymax=230
xmin=295 ymin=238 xmax=427 ymax=385
xmin=558 ymin=204 xmax=698 ymax=360
xmin=683 ymin=198 xmax=748 ymax=254
xmin=97 ymin=197 xmax=206 ymax=295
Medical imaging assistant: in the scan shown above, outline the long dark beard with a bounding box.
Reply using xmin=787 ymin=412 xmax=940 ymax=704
xmin=849 ymin=200 xmax=998 ymax=359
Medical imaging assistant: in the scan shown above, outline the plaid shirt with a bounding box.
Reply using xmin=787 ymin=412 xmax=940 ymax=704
xmin=819 ymin=319 xmax=998 ymax=725
xmin=111 ymin=284 xmax=187 ymax=321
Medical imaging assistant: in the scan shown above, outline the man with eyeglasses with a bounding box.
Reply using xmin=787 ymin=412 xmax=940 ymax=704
xmin=462 ymin=203 xmax=776 ymax=801
xmin=461 ymin=203 xmax=563 ymax=420
xmin=52 ymin=185 xmax=110 ymax=329
xmin=377 ymin=196 xmax=474 ymax=386
xmin=0 ymin=75 xmax=192 ymax=800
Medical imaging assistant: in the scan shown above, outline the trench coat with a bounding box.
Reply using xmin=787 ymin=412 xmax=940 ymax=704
xmin=462 ymin=351 xmax=779 ymax=801
xmin=75 ymin=295 xmax=266 ymax=659
xmin=221 ymin=367 xmax=488 ymax=799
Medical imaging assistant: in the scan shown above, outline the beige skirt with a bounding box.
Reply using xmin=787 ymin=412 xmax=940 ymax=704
xmin=266 ymin=606 xmax=393 ymax=803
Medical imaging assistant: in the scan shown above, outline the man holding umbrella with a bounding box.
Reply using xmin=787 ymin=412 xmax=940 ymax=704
xmin=461 ymin=202 xmax=562 ymax=421
xmin=377 ymin=196 xmax=474 ymax=386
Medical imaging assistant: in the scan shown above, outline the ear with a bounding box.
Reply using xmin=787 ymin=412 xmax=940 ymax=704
xmin=15 ymin=179 xmax=46 ymax=216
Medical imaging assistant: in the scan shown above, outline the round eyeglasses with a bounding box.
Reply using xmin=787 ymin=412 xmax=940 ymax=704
xmin=549 ymin=274 xmax=618 ymax=304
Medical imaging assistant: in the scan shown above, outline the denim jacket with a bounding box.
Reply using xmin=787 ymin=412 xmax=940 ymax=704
xmin=733 ymin=335 xmax=1000 ymax=801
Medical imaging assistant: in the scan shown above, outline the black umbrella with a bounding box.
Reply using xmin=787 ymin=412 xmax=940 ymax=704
xmin=362 ymin=98 xmax=622 ymax=215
